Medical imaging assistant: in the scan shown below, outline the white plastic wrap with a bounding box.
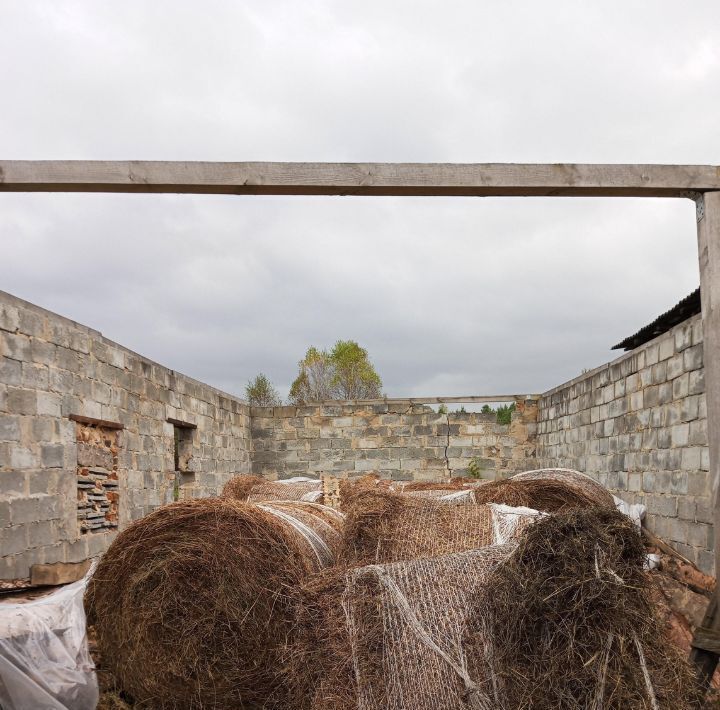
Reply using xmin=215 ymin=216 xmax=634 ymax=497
xmin=0 ymin=575 xmax=98 ymax=710
xmin=613 ymin=495 xmax=646 ymax=529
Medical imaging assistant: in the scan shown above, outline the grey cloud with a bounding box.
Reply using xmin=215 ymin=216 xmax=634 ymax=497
xmin=0 ymin=1 xmax=716 ymax=401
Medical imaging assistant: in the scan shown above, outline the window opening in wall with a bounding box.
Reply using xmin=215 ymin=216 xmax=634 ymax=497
xmin=71 ymin=415 xmax=123 ymax=535
xmin=169 ymin=419 xmax=196 ymax=500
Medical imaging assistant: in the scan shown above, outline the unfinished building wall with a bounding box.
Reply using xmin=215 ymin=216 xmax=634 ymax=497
xmin=537 ymin=314 xmax=712 ymax=573
xmin=250 ymin=400 xmax=538 ymax=481
xmin=0 ymin=291 xmax=251 ymax=583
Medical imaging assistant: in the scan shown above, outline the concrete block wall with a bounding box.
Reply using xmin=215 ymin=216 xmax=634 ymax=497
xmin=536 ymin=313 xmax=713 ymax=573
xmin=0 ymin=291 xmax=251 ymax=582
xmin=250 ymin=399 xmax=538 ymax=481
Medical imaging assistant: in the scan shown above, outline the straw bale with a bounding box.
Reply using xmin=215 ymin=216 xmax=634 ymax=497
xmin=471 ymin=474 xmax=614 ymax=512
xmin=338 ymin=488 xmax=539 ymax=567
xmin=289 ymin=546 xmax=514 ymax=710
xmin=512 ymin=467 xmax=615 ymax=507
xmin=222 ymin=473 xmax=323 ymax=503
xmin=395 ymin=478 xmax=472 ymax=492
xmin=470 ymin=508 xmax=702 ymax=709
xmin=86 ymin=497 xmax=340 ymax=709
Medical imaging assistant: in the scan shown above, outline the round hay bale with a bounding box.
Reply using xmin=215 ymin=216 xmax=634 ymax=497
xmin=512 ymin=467 xmax=615 ymax=507
xmin=394 ymin=478 xmax=469 ymax=492
xmin=469 ymin=508 xmax=702 ymax=708
xmin=86 ymin=497 xmax=340 ymax=709
xmin=339 ymin=488 xmax=498 ymax=566
xmin=471 ymin=474 xmax=614 ymax=513
xmin=220 ymin=473 xmax=265 ymax=500
xmin=222 ymin=474 xmax=323 ymax=503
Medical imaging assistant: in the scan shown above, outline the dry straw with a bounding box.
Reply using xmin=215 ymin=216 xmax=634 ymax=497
xmin=291 ymin=508 xmax=702 ymax=710
xmin=86 ymin=497 xmax=341 ymax=710
xmin=472 ymin=469 xmax=615 ymax=512
xmin=337 ymin=487 xmax=498 ymax=566
xmin=512 ymin=467 xmax=616 ymax=506
xmin=222 ymin=473 xmax=323 ymax=503
xmin=470 ymin=508 xmax=702 ymax=709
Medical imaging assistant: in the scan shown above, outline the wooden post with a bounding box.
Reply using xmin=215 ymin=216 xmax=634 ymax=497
xmin=691 ymin=190 xmax=720 ymax=686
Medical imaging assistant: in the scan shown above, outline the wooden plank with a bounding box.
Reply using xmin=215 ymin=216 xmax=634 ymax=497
xmin=296 ymin=395 xmax=538 ymax=406
xmin=692 ymin=626 xmax=720 ymax=656
xmin=1 ymin=161 xmax=719 ymax=197
xmin=68 ymin=413 xmax=124 ymax=429
xmin=167 ymin=417 xmax=198 ymax=429
xmin=690 ymin=190 xmax=720 ymax=690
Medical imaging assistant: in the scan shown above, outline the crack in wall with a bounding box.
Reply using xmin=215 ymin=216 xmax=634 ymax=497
xmin=443 ymin=411 xmax=452 ymax=479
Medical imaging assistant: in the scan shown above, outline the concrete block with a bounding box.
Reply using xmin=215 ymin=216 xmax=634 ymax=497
xmin=671 ymin=423 xmax=690 ymax=447
xmin=0 ymin=357 xmax=22 ymax=386
xmin=675 ymin=324 xmax=693 ymax=352
xmin=701 ymin=448 xmax=710 ymax=471
xmin=646 ymin=494 xmax=677 ymax=517
xmin=688 ymin=420 xmax=707 ymax=447
xmin=1 ymin=332 xmax=31 ymax=362
xmin=681 ymin=447 xmax=703 ymax=471
xmin=696 ymin=550 xmax=714 ymax=576
xmin=668 ymin=517 xmax=689 ymax=544
xmin=670 ymin=471 xmax=688 ymax=495
xmin=10 ymin=445 xmax=39 ymax=469
xmin=667 ymin=354 xmax=684 ymax=380
xmin=683 ymin=344 xmax=703 ymax=372
xmin=687 ymin=471 xmax=709 ymax=496
xmin=688 ymin=369 xmax=705 ymax=395
xmin=21 ymin=363 xmax=48 ymax=390
xmin=26 ymin=520 xmax=57 ymax=548
xmin=645 ymin=344 xmax=659 ymax=366
xmin=0 ymin=415 xmax=20 ymax=442
xmin=658 ymin=382 xmax=673 ymax=405
xmin=40 ymin=444 xmax=65 ymax=468
xmin=7 ymin=387 xmax=37 ymax=415
xmin=658 ymin=336 xmax=675 ymax=361
xmin=680 ymin=395 xmax=700 ymax=423
xmin=1 ymin=470 xmax=27 ymax=496
xmin=672 ymin=373 xmax=689 ymax=400
xmin=0 ymin=524 xmax=28 ymax=556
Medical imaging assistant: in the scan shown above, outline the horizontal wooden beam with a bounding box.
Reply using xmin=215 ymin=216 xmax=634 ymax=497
xmin=295 ymin=395 xmax=539 ymax=406
xmin=69 ymin=413 xmax=124 ymax=429
xmin=1 ymin=161 xmax=719 ymax=197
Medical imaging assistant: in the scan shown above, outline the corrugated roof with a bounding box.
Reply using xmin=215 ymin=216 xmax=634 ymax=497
xmin=612 ymin=288 xmax=701 ymax=351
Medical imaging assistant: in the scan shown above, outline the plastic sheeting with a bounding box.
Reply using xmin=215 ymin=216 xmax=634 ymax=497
xmin=613 ymin=495 xmax=646 ymax=529
xmin=0 ymin=573 xmax=98 ymax=710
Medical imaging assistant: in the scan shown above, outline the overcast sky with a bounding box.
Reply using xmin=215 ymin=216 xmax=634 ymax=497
xmin=1 ymin=1 xmax=718 ymax=400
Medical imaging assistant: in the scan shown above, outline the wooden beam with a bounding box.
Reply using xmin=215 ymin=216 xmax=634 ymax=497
xmin=0 ymin=161 xmax=719 ymax=197
xmin=167 ymin=417 xmax=198 ymax=429
xmin=68 ymin=413 xmax=123 ymax=429
xmin=288 ymin=395 xmax=538 ymax=406
xmin=691 ymin=190 xmax=720 ymax=690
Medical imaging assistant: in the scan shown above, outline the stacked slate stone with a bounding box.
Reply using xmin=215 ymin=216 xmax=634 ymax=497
xmin=76 ymin=424 xmax=120 ymax=533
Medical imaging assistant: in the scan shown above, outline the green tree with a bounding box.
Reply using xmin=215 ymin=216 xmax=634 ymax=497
xmin=245 ymin=373 xmax=282 ymax=406
xmin=289 ymin=340 xmax=383 ymax=404
xmin=496 ymin=403 xmax=516 ymax=425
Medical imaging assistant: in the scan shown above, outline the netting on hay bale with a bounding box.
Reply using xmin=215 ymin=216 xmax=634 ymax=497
xmin=222 ymin=473 xmax=324 ymax=503
xmin=337 ymin=487 xmax=542 ymax=567
xmin=85 ymin=497 xmax=343 ymax=710
xmin=471 ymin=469 xmax=615 ymax=513
xmin=291 ymin=509 xmax=702 ymax=710
xmin=289 ymin=546 xmax=515 ymax=710
xmin=392 ymin=478 xmax=473 ymax=492
xmin=512 ymin=466 xmax=616 ymax=507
